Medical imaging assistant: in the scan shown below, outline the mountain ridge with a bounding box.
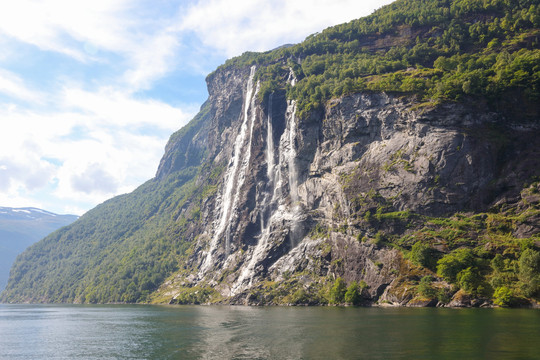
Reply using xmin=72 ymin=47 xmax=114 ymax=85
xmin=0 ymin=207 xmax=78 ymax=291
xmin=2 ymin=0 xmax=539 ymax=306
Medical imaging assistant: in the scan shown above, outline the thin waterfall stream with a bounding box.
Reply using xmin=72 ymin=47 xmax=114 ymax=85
xmin=232 ymin=69 xmax=302 ymax=294
xmin=200 ymin=66 xmax=257 ymax=275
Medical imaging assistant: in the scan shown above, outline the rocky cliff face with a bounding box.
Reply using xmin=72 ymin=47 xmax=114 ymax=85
xmin=154 ymin=64 xmax=539 ymax=305
xmin=3 ymin=61 xmax=538 ymax=306
xmin=4 ymin=0 xmax=539 ymax=306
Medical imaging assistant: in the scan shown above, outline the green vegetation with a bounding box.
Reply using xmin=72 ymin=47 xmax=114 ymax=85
xmin=0 ymin=104 xmax=219 ymax=304
xmin=409 ymin=241 xmax=435 ymax=269
xmin=437 ymin=248 xmax=475 ymax=282
xmin=417 ymin=276 xmax=437 ymax=298
xmin=518 ymin=249 xmax=540 ymax=297
xmin=2 ymin=0 xmax=538 ymax=306
xmin=356 ymin=180 xmax=540 ymax=306
xmin=329 ymin=277 xmax=348 ymax=304
xmin=493 ymin=286 xmax=516 ymax=306
xmin=344 ymin=280 xmax=368 ymax=305
xmin=344 ymin=281 xmax=361 ymax=304
xmin=168 ymin=286 xmax=220 ymax=305
xmin=215 ymin=0 xmax=540 ymax=119
xmin=236 ymin=275 xmax=370 ymax=306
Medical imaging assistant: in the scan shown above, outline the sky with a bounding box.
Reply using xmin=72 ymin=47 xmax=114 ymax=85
xmin=0 ymin=0 xmax=394 ymax=216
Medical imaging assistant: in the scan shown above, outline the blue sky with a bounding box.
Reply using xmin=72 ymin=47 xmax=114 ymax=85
xmin=0 ymin=0 xmax=394 ymax=215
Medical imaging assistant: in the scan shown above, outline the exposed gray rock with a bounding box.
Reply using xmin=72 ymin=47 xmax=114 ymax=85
xmin=156 ymin=65 xmax=540 ymax=304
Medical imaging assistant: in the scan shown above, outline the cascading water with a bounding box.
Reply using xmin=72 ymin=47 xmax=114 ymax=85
xmin=266 ymin=93 xmax=275 ymax=194
xmin=285 ymin=68 xmax=299 ymax=208
xmin=287 ymin=69 xmax=297 ymax=87
xmin=286 ymin=100 xmax=299 ymax=205
xmin=222 ymin=78 xmax=261 ymax=256
xmin=232 ymin=69 xmax=302 ymax=294
xmin=283 ymin=68 xmax=301 ymax=246
xmin=285 ymin=99 xmax=302 ymax=246
xmin=200 ymin=66 xmax=258 ymax=275
xmin=260 ymin=92 xmax=275 ymax=231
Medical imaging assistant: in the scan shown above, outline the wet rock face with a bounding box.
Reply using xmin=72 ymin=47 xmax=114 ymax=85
xmin=158 ymin=65 xmax=540 ymax=304
xmin=307 ymin=93 xmax=504 ymax=217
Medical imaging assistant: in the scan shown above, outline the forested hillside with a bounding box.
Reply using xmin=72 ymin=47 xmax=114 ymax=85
xmin=0 ymin=208 xmax=77 ymax=291
xmin=226 ymin=0 xmax=539 ymax=118
xmin=2 ymin=0 xmax=538 ymax=306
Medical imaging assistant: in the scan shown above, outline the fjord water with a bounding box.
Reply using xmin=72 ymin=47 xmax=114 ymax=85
xmin=1 ymin=305 xmax=539 ymax=359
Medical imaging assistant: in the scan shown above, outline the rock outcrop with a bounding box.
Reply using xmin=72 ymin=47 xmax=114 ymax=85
xmin=3 ymin=0 xmax=539 ymax=307
xmin=155 ymin=64 xmax=539 ymax=305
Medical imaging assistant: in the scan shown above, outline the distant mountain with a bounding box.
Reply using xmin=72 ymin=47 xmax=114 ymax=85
xmin=0 ymin=207 xmax=78 ymax=291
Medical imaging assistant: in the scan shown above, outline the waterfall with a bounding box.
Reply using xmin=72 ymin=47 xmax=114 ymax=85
xmin=283 ymin=68 xmax=301 ymax=246
xmin=286 ymin=67 xmax=299 ymax=206
xmin=266 ymin=93 xmax=275 ymax=189
xmin=260 ymin=92 xmax=275 ymax=231
xmin=286 ymin=100 xmax=299 ymax=205
xmin=287 ymin=68 xmax=297 ymax=87
xmin=232 ymin=92 xmax=276 ymax=293
xmin=231 ymin=69 xmax=302 ymax=294
xmin=285 ymin=100 xmax=302 ymax=247
xmin=224 ymin=77 xmax=260 ymax=254
xmin=200 ymin=66 xmax=258 ymax=275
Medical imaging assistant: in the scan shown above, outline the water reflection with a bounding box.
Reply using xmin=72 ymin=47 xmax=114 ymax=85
xmin=194 ymin=306 xmax=304 ymax=359
xmin=1 ymin=305 xmax=539 ymax=360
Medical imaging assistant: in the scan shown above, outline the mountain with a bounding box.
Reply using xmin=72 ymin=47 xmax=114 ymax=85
xmin=0 ymin=207 xmax=78 ymax=291
xmin=2 ymin=0 xmax=539 ymax=306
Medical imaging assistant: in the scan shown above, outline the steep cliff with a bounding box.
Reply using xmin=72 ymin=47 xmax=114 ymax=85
xmin=152 ymin=63 xmax=539 ymax=306
xmin=2 ymin=0 xmax=539 ymax=306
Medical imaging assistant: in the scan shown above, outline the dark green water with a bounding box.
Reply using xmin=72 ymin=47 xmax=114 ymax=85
xmin=0 ymin=304 xmax=539 ymax=359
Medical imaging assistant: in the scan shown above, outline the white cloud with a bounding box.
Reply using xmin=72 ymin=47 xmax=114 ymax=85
xmin=0 ymin=157 xmax=55 ymax=193
xmin=0 ymin=0 xmax=127 ymax=61
xmin=0 ymin=0 xmax=182 ymax=91
xmin=179 ymin=0 xmax=395 ymax=56
xmin=0 ymin=0 xmax=191 ymax=215
xmin=0 ymin=86 xmax=194 ymax=215
xmin=0 ymin=187 xmax=45 ymax=212
xmin=123 ymin=31 xmax=180 ymax=90
xmin=70 ymin=163 xmax=119 ymax=195
xmin=0 ymin=69 xmax=44 ymax=103
xmin=61 ymin=86 xmax=189 ymax=129
xmin=0 ymin=0 xmax=396 ymax=215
